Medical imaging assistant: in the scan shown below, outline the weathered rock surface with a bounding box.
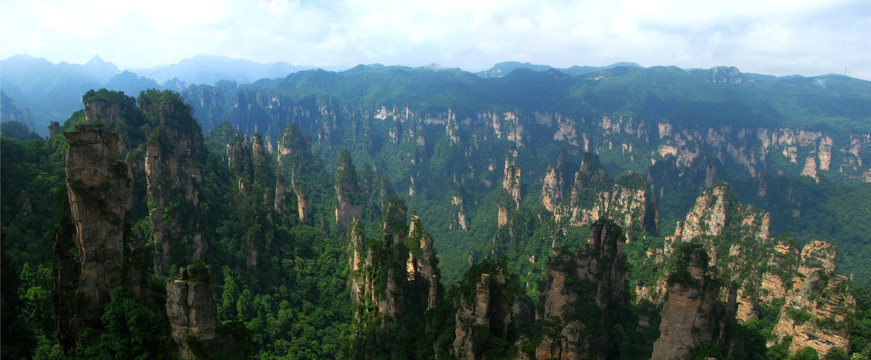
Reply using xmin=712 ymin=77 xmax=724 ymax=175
xmin=142 ymin=95 xmax=206 ymax=275
xmin=64 ymin=124 xmax=130 ymax=319
xmin=349 ymin=199 xmax=441 ymax=337
xmin=769 ymin=240 xmax=855 ymax=356
xmin=536 ymin=219 xmax=628 ymax=360
xmin=498 ymin=147 xmax=522 ymax=228
xmin=546 ymin=153 xmax=655 ymax=238
xmin=335 ymin=150 xmax=363 ymax=229
xmin=166 ymin=263 xmax=218 ymax=360
xmin=452 ymin=265 xmax=514 ymax=360
xmin=651 ymin=243 xmax=731 ymax=360
xmin=655 ymin=183 xmax=777 ymax=321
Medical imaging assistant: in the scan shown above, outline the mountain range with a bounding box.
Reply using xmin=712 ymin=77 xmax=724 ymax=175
xmin=2 ymin=53 xmax=871 ymax=359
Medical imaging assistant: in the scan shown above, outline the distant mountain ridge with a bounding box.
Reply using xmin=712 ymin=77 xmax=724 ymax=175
xmin=131 ymin=54 xmax=309 ymax=85
xmin=3 ymin=54 xmax=870 ymax=137
xmin=475 ymin=60 xmax=643 ymax=78
xmin=0 ymin=54 xmax=309 ymax=135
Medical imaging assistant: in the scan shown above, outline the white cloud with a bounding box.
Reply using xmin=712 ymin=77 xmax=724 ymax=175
xmin=1 ymin=0 xmax=869 ymax=79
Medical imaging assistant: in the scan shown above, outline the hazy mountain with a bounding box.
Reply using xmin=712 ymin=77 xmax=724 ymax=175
xmin=103 ymin=71 xmax=161 ymax=96
xmin=0 ymin=55 xmax=104 ymax=135
xmin=476 ymin=61 xmax=643 ymax=78
xmin=133 ymin=55 xmax=306 ymax=86
xmin=81 ymin=55 xmax=121 ymax=82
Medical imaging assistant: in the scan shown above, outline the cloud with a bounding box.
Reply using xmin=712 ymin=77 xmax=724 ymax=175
xmin=258 ymin=0 xmax=291 ymax=15
xmin=1 ymin=0 xmax=869 ymax=79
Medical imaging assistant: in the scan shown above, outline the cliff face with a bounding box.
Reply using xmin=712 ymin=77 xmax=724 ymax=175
xmin=498 ymin=147 xmax=522 ymax=228
xmin=651 ymin=243 xmax=732 ymax=360
xmin=545 ymin=153 xmax=654 ymax=238
xmin=536 ymin=219 xmax=628 ymax=360
xmin=666 ymin=183 xmax=771 ymax=256
xmin=452 ymin=263 xmax=515 ymax=360
xmin=335 ymin=150 xmax=363 ymax=229
xmin=348 ymin=198 xmax=441 ymax=346
xmin=141 ymin=93 xmax=206 ymax=276
xmin=770 ymin=240 xmax=855 ymax=356
xmin=63 ymin=124 xmax=130 ymax=320
xmin=654 ymin=183 xmax=777 ymax=321
xmin=165 ymin=263 xmax=219 ymax=360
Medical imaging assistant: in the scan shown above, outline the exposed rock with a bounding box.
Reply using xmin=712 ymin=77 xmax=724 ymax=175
xmin=166 ymin=263 xmax=218 ymax=360
xmin=335 ymin=150 xmax=363 ymax=229
xmin=708 ymin=66 xmax=744 ymax=84
xmin=665 ymin=183 xmax=770 ymax=263
xmin=84 ymin=100 xmax=125 ymax=147
xmin=295 ymin=187 xmax=308 ymax=223
xmin=537 ymin=219 xmax=628 ymax=359
xmin=541 ymin=165 xmax=563 ymax=213
xmin=550 ymin=153 xmax=654 ymax=238
xmin=63 ymin=124 xmax=130 ymax=320
xmin=770 ymin=240 xmax=855 ymax=356
xmin=349 ymin=199 xmax=441 ymax=347
xmin=142 ymin=93 xmax=206 ymax=276
xmin=453 ymin=263 xmax=514 ymax=360
xmin=541 ymin=152 xmax=568 ymax=214
xmin=502 ymin=146 xmax=522 ymax=209
xmin=651 ymin=243 xmax=731 ymax=360
xmin=659 ymin=183 xmax=780 ymax=321
xmin=801 ymin=156 xmax=819 ymax=182
xmin=274 ymin=176 xmax=287 ymax=212
xmin=452 ymin=192 xmax=468 ymax=231
xmin=47 ymin=121 xmax=61 ymax=136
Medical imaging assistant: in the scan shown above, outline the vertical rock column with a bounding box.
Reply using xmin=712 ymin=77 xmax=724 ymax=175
xmin=769 ymin=240 xmax=855 ymax=356
xmin=142 ymin=95 xmax=205 ymax=276
xmin=64 ymin=124 xmax=130 ymax=318
xmin=166 ymin=263 xmax=218 ymax=360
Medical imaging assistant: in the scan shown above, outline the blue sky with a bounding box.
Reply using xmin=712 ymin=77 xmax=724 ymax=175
xmin=2 ymin=0 xmax=870 ymax=79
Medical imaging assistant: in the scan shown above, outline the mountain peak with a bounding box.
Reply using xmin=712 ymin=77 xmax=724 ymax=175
xmin=82 ymin=55 xmax=120 ymax=82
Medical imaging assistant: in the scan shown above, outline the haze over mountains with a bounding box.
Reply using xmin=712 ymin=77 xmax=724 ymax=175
xmin=3 ymin=51 xmax=871 ymax=359
xmin=4 ymin=53 xmax=869 ymax=138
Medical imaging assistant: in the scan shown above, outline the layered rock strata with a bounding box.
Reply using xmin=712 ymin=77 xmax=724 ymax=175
xmin=769 ymin=240 xmax=855 ymax=356
xmin=64 ymin=124 xmax=130 ymax=319
xmin=166 ymin=263 xmax=219 ymax=360
xmin=536 ymin=219 xmax=628 ymax=359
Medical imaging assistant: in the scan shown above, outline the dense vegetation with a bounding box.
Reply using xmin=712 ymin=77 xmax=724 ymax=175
xmin=2 ymin=61 xmax=871 ymax=359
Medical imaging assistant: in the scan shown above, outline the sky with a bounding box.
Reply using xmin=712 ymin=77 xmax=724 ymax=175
xmin=1 ymin=0 xmax=870 ymax=79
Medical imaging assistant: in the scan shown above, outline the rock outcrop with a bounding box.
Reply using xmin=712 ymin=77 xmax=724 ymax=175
xmin=655 ymin=183 xmax=777 ymax=320
xmin=141 ymin=91 xmax=206 ymax=276
xmin=166 ymin=263 xmax=219 ymax=360
xmin=536 ymin=219 xmax=628 ymax=359
xmin=335 ymin=150 xmax=363 ymax=229
xmin=348 ymin=198 xmax=441 ymax=348
xmin=769 ymin=240 xmax=855 ymax=356
xmin=499 ymin=147 xmax=522 ymax=228
xmin=452 ymin=261 xmax=515 ymax=360
xmin=651 ymin=242 xmax=733 ymax=360
xmin=63 ymin=124 xmax=130 ymax=320
xmin=546 ymin=153 xmax=655 ymax=238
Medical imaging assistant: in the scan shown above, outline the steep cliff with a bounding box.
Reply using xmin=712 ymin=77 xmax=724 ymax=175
xmin=63 ymin=124 xmax=130 ymax=321
xmin=499 ymin=147 xmax=522 ymax=228
xmin=548 ymin=153 xmax=655 ymax=238
xmin=335 ymin=149 xmax=363 ymax=229
xmin=348 ymin=198 xmax=442 ymax=355
xmin=769 ymin=240 xmax=855 ymax=357
xmin=275 ymin=122 xmax=322 ymax=223
xmin=651 ymin=242 xmax=733 ymax=360
xmin=165 ymin=263 xmax=219 ymax=360
xmin=140 ymin=90 xmax=206 ymax=276
xmin=452 ymin=259 xmax=517 ymax=360
xmin=655 ymin=182 xmax=777 ymax=320
xmin=536 ymin=219 xmax=629 ymax=360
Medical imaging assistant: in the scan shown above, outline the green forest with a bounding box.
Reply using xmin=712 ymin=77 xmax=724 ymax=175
xmin=2 ymin=63 xmax=871 ymax=360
